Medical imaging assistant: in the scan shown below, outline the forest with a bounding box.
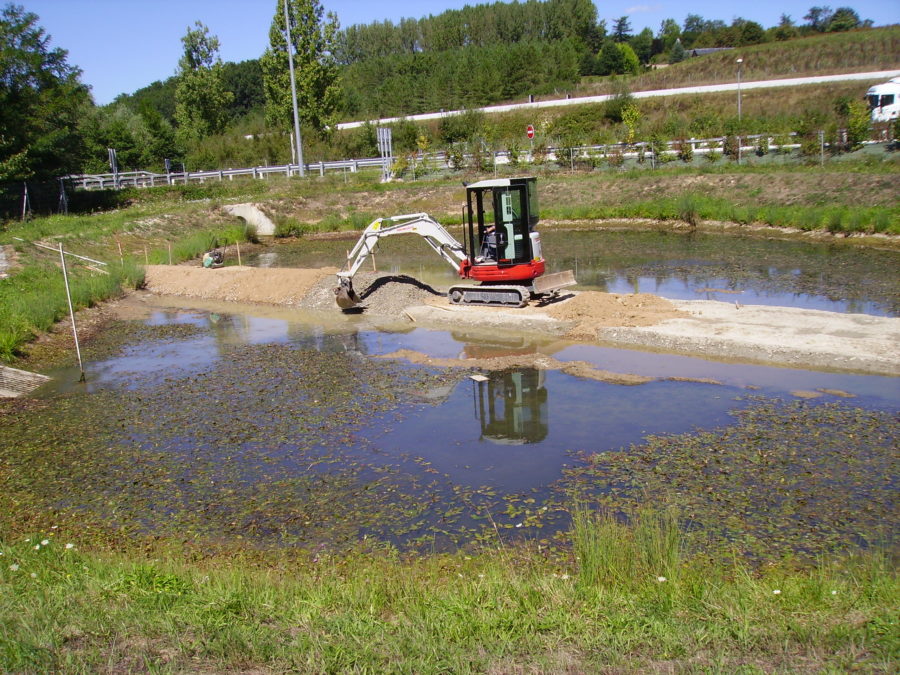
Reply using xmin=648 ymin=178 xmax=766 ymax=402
xmin=0 ymin=0 xmax=890 ymax=192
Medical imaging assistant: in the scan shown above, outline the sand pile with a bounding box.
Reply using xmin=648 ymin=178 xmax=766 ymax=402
xmin=546 ymin=291 xmax=685 ymax=339
xmin=143 ymin=265 xmax=337 ymax=305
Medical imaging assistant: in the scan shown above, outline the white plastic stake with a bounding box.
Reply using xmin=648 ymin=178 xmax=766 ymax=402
xmin=59 ymin=243 xmax=85 ymax=382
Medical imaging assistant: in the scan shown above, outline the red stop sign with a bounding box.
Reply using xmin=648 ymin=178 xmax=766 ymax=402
xmin=526 ymin=124 xmax=535 ymax=139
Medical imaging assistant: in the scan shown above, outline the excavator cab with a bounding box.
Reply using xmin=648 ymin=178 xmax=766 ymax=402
xmin=465 ymin=177 xmax=539 ymax=266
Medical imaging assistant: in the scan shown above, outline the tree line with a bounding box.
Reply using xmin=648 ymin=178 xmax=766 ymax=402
xmin=0 ymin=0 xmax=881 ymax=186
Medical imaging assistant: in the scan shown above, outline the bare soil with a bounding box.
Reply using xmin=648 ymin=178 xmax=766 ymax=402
xmin=143 ymin=264 xmax=337 ymax=305
xmin=139 ymin=265 xmax=900 ymax=376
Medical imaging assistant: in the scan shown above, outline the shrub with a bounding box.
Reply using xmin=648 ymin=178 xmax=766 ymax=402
xmin=723 ymin=134 xmax=740 ymax=160
xmin=606 ymin=147 xmax=625 ymax=168
xmin=446 ymin=145 xmax=464 ymax=171
xmin=675 ymin=139 xmax=693 ymax=163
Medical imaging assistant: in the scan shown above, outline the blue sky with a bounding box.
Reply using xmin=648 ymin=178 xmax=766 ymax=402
xmin=20 ymin=0 xmax=899 ymax=105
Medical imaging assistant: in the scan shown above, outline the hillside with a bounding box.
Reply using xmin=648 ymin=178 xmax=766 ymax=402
xmin=117 ymin=25 xmax=899 ymax=128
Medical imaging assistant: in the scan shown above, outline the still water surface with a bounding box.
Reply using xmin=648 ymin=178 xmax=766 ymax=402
xmin=24 ymin=229 xmax=899 ymax=554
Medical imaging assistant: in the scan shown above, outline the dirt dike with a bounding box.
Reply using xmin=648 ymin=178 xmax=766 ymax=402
xmin=141 ymin=265 xmax=900 ymax=376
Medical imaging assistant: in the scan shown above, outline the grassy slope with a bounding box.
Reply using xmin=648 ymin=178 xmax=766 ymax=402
xmin=561 ymin=27 xmax=900 ymax=100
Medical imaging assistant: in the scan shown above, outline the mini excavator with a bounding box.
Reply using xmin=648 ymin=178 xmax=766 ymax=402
xmin=334 ymin=177 xmax=576 ymax=309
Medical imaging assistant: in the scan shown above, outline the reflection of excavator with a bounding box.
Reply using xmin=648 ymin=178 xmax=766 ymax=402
xmin=472 ymin=368 xmax=548 ymax=444
xmin=335 ymin=177 xmax=576 ymax=309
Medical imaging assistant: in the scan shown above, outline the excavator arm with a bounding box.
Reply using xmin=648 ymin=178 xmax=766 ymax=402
xmin=335 ymin=213 xmax=467 ymax=309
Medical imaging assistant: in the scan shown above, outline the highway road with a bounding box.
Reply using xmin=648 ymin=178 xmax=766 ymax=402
xmin=337 ymin=69 xmax=900 ymax=130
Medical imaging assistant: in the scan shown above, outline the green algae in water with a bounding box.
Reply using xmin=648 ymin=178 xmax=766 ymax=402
xmin=555 ymin=398 xmax=898 ymax=561
xmin=2 ymin=315 xmax=897 ymax=560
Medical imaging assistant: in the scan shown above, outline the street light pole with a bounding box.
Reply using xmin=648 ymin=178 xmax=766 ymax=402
xmin=283 ymin=0 xmax=304 ymax=177
xmin=736 ymin=58 xmax=743 ymax=123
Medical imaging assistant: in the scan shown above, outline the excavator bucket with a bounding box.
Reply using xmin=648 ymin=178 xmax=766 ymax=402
xmin=334 ymin=278 xmax=362 ymax=310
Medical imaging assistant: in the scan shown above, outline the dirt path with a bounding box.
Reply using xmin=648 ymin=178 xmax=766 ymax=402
xmin=141 ymin=265 xmax=900 ymax=376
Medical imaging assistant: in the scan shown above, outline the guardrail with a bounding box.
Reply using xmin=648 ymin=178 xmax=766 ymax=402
xmin=67 ymin=132 xmax=806 ymax=190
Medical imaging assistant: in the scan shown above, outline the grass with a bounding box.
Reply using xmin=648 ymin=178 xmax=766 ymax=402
xmin=0 ymin=512 xmax=895 ymax=673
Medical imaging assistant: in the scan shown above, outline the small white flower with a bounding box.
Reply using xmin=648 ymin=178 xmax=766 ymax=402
xmin=9 ymin=564 xmax=18 ymax=571
xmin=51 ymin=525 xmax=58 ymax=529
xmin=30 ymin=572 xmax=37 ymax=579
xmin=515 ymin=522 xmax=523 ymax=528
xmin=65 ymin=543 xmax=75 ymax=550
xmin=41 ymin=540 xmax=49 ymax=546
xmin=657 ymin=576 xmax=667 ymax=582
xmin=772 ymin=589 xmax=781 ymax=595
xmin=34 ymin=545 xmax=40 ymax=550
xmin=478 ymin=573 xmax=485 ymax=578
xmin=552 ymin=573 xmax=558 ymax=578
xmin=561 ymin=573 xmax=570 ymax=580
xmin=831 ymin=590 xmax=837 ymax=595
xmin=457 ymin=573 xmax=463 ymax=578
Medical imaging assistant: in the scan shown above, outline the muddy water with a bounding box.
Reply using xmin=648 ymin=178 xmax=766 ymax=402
xmin=248 ymin=229 xmax=900 ymax=316
xmin=10 ymin=293 xmax=895 ymax=560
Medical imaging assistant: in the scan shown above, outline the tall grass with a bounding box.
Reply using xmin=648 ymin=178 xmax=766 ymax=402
xmin=0 ymin=512 xmax=895 ymax=673
xmin=572 ymin=506 xmax=681 ymax=591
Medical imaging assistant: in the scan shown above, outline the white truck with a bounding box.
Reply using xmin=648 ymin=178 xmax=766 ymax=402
xmin=865 ymin=77 xmax=900 ymax=123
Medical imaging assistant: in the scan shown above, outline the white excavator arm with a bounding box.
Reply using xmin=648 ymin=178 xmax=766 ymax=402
xmin=335 ymin=213 xmax=466 ymax=308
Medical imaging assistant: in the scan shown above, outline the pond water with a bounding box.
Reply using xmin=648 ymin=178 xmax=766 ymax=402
xmin=247 ymin=229 xmax=900 ymax=316
xmin=17 ymin=291 xmax=896 ymax=559
xmin=3 ymin=229 xmax=896 ymax=559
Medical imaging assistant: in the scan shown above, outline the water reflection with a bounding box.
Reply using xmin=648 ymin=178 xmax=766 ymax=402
xmin=472 ymin=369 xmax=548 ymax=444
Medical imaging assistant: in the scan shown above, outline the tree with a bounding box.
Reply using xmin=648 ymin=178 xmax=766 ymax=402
xmin=597 ymin=39 xmax=625 ymax=75
xmin=669 ymin=38 xmax=686 ymax=63
xmin=804 ymin=6 xmax=834 ymax=32
xmin=733 ymin=18 xmax=765 ymax=45
xmin=617 ymin=43 xmax=640 ymax=75
xmin=612 ymin=16 xmax=632 ymax=42
xmin=772 ymin=14 xmax=798 ymax=40
xmin=658 ymin=18 xmax=681 ymax=52
xmin=0 ymin=3 xmax=89 ymax=181
xmin=261 ymin=0 xmax=341 ymax=135
xmin=621 ymin=103 xmax=641 ymax=143
xmin=827 ymin=7 xmax=862 ymax=31
xmin=174 ymin=22 xmax=232 ymax=147
xmin=222 ymin=60 xmax=265 ymax=119
xmin=630 ymin=27 xmax=653 ymax=65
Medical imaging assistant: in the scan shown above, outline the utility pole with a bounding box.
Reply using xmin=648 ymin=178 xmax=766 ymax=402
xmin=284 ymin=0 xmax=304 ymax=177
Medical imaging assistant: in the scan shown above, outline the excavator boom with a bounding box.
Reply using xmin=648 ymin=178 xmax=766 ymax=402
xmin=335 ymin=213 xmax=466 ymax=308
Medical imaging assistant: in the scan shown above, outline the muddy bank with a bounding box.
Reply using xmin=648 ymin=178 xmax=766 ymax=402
xmin=141 ymin=265 xmax=900 ymax=376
